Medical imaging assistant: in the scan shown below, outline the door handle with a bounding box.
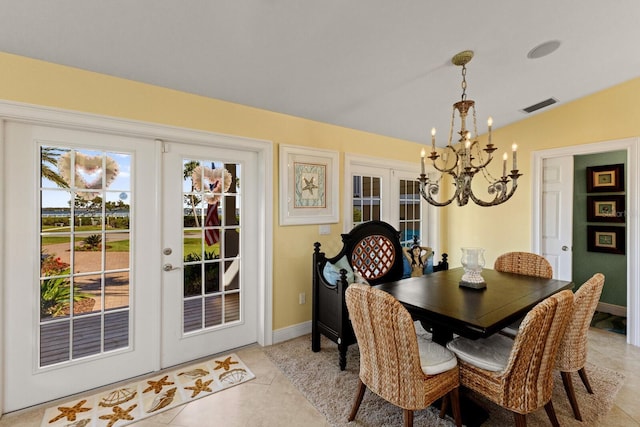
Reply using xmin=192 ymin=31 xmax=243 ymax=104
xmin=561 ymin=246 xmax=569 ymax=251
xmin=163 ymin=263 xmax=180 ymax=272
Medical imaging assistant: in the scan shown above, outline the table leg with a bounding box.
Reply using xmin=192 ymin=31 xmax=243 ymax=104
xmin=431 ymin=327 xmax=453 ymax=346
xmin=438 ymin=389 xmax=488 ymax=427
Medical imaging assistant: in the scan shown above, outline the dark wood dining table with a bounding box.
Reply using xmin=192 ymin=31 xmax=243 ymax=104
xmin=374 ymin=267 xmax=574 ymax=345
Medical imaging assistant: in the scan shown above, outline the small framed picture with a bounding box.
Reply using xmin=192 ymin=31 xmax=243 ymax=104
xmin=586 ymin=163 xmax=624 ymax=192
xmin=279 ymin=145 xmax=339 ymax=225
xmin=587 ymin=225 xmax=625 ymax=254
xmin=587 ymin=195 xmax=625 ymax=223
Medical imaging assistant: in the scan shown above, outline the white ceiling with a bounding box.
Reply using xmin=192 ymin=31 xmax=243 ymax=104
xmin=1 ymin=1 xmax=640 ymax=146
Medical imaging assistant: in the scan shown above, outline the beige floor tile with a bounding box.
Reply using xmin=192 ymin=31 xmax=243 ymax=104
xmin=0 ymin=328 xmax=635 ymax=427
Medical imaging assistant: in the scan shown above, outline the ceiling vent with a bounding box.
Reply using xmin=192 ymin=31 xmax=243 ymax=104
xmin=522 ymin=98 xmax=558 ymax=114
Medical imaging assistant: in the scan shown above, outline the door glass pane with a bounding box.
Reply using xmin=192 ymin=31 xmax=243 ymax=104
xmin=399 ymin=179 xmax=422 ymax=246
xmin=352 ymin=175 xmax=381 ymax=226
xmin=39 ymin=145 xmax=132 ymax=367
xmin=182 ymin=160 xmax=242 ymax=333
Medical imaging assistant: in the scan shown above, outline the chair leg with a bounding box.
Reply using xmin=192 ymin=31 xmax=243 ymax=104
xmin=578 ymin=367 xmax=594 ymax=394
xmin=449 ymin=387 xmax=462 ymax=427
xmin=403 ymin=409 xmax=414 ymax=427
xmin=513 ymin=412 xmax=527 ymax=427
xmin=348 ymin=379 xmax=366 ymax=421
xmin=544 ymin=400 xmax=560 ymax=427
xmin=561 ymin=371 xmax=583 ymax=421
xmin=438 ymin=394 xmax=449 ymax=419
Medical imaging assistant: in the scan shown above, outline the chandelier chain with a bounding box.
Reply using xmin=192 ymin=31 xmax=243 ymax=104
xmin=460 ymin=64 xmax=468 ymax=101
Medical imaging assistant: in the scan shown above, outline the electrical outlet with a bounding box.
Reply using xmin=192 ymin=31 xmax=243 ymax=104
xmin=299 ymin=292 xmax=306 ymax=305
xmin=319 ymin=224 xmax=331 ymax=235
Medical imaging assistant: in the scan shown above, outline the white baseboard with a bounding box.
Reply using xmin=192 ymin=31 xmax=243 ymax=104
xmin=272 ymin=321 xmax=312 ymax=344
xmin=596 ymin=302 xmax=626 ymax=317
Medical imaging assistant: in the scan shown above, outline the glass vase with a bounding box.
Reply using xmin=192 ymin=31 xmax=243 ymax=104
xmin=460 ymin=247 xmax=486 ymax=289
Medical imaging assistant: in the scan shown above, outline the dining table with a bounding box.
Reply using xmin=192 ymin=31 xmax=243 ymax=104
xmin=374 ymin=267 xmax=574 ymax=345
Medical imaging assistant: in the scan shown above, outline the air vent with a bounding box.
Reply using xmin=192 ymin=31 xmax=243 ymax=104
xmin=522 ymin=98 xmax=558 ymax=114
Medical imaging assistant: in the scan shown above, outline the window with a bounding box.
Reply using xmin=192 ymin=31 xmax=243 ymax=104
xmin=352 ymin=175 xmax=381 ymax=226
xmin=345 ymin=154 xmax=438 ymax=250
xmin=39 ymin=146 xmax=132 ymax=366
xmin=399 ymin=178 xmax=421 ymax=247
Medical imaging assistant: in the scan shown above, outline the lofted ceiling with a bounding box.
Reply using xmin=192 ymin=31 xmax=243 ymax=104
xmin=1 ymin=1 xmax=640 ymax=147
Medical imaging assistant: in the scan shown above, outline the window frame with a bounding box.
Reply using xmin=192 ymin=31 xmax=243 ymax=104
xmin=344 ymin=153 xmax=440 ymax=252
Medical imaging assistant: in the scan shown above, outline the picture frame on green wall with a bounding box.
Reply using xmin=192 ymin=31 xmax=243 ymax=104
xmin=586 ymin=163 xmax=624 ymax=192
xmin=587 ymin=225 xmax=625 ymax=254
xmin=587 ymin=195 xmax=626 ymax=223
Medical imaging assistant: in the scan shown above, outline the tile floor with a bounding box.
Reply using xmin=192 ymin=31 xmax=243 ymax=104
xmin=1 ymin=328 xmax=638 ymax=426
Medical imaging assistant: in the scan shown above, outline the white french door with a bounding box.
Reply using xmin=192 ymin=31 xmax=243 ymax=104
xmin=3 ymin=123 xmax=159 ymax=412
xmin=160 ymin=141 xmax=258 ymax=367
xmin=2 ymin=121 xmax=262 ymax=412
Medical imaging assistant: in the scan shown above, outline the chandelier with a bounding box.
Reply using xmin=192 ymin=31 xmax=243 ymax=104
xmin=418 ymin=50 xmax=522 ymax=207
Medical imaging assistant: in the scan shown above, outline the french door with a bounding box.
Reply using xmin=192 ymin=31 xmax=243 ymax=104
xmin=160 ymin=141 xmax=258 ymax=367
xmin=2 ymin=122 xmax=260 ymax=411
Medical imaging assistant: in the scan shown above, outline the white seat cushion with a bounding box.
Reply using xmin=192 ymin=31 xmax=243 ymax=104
xmin=501 ymin=317 xmax=523 ymax=338
xmin=446 ymin=334 xmax=514 ymax=372
xmin=416 ymin=334 xmax=457 ymax=375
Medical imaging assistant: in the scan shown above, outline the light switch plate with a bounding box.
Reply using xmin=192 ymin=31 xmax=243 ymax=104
xmin=319 ymin=224 xmax=331 ymax=235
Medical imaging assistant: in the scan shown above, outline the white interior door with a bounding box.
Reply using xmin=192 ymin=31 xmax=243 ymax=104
xmin=160 ymin=141 xmax=258 ymax=368
xmin=2 ymin=122 xmax=160 ymax=412
xmin=541 ymin=156 xmax=573 ymax=280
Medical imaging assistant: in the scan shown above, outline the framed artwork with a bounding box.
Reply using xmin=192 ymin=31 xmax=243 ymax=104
xmin=279 ymin=144 xmax=339 ymax=225
xmin=587 ymin=225 xmax=625 ymax=254
xmin=586 ymin=163 xmax=624 ymax=192
xmin=587 ymin=195 xmax=625 ymax=223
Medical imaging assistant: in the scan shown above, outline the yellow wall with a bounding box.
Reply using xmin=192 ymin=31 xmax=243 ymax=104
xmin=2 ymin=51 xmax=640 ymax=331
xmin=444 ymin=78 xmax=640 ymax=267
xmin=0 ymin=52 xmax=422 ymax=331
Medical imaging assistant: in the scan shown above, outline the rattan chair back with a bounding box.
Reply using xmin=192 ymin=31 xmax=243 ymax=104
xmin=494 ymin=251 xmax=553 ymax=279
xmin=556 ymin=273 xmax=605 ymax=371
xmin=555 ymin=273 xmax=605 ymax=421
xmin=457 ymin=289 xmax=573 ymax=422
xmin=345 ymin=283 xmax=461 ymax=426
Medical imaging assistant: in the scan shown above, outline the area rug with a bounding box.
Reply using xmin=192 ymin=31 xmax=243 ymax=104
xmin=41 ymin=353 xmax=255 ymax=427
xmin=264 ymin=333 xmax=624 ymax=427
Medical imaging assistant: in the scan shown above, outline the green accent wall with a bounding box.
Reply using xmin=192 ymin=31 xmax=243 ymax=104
xmin=573 ymin=151 xmax=627 ymax=306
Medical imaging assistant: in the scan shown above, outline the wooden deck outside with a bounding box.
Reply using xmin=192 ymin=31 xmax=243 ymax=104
xmin=40 ymin=293 xmax=240 ymax=367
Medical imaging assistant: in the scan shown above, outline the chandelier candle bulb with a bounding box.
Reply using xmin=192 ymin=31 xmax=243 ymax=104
xmin=431 ymin=127 xmax=436 ymax=152
xmin=487 ymin=117 xmax=493 ymax=145
xmin=512 ymin=143 xmax=518 ymax=170
xmin=502 ymin=153 xmax=507 ymax=177
xmin=465 ymin=138 xmax=471 ymax=166
xmin=420 ymin=149 xmax=426 ymax=174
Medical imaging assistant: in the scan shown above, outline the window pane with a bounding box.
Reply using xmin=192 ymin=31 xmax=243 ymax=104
xmin=181 ymin=159 xmax=243 ymax=333
xmin=105 ymin=271 xmax=129 ymax=310
xmin=39 ymin=145 xmax=132 ymax=367
xmin=399 ymin=178 xmax=422 ymax=246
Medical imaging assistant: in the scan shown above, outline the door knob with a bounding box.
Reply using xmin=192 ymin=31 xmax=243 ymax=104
xmin=163 ymin=263 xmax=180 ymax=272
xmin=561 ymin=246 xmax=569 ymax=251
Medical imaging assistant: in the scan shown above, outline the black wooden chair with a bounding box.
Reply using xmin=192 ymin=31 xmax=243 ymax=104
xmin=312 ymin=220 xmax=447 ymax=370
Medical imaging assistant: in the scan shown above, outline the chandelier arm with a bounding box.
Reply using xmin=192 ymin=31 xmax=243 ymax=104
xmin=468 ymin=149 xmax=493 ymax=170
xmin=418 ymin=175 xmax=459 ymax=207
xmin=467 ymin=175 xmax=521 ymax=207
xmin=428 ymin=145 xmax=460 ymax=174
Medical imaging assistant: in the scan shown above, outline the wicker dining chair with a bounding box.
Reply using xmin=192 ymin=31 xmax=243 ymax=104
xmin=494 ymin=251 xmax=554 ymax=337
xmin=345 ymin=283 xmax=462 ymax=427
xmin=556 ymin=273 xmax=605 ymax=421
xmin=494 ymin=251 xmax=553 ymax=278
xmin=446 ymin=290 xmax=574 ymax=427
